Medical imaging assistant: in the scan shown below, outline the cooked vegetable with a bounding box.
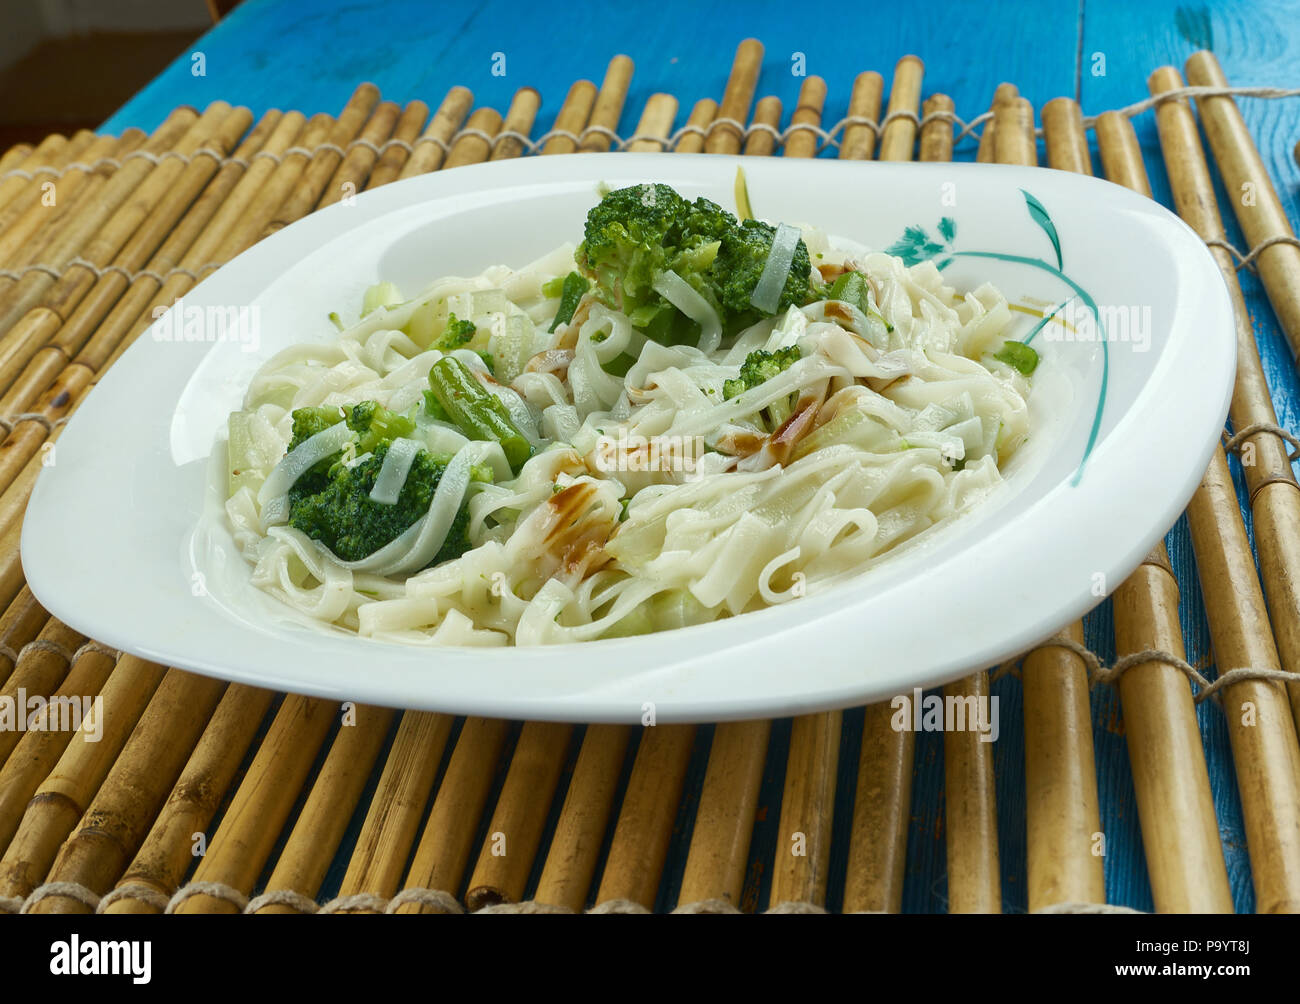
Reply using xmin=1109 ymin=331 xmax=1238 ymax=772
xmin=288 ymin=441 xmax=485 ymax=564
xmin=425 ymin=355 xmax=532 ymax=471
xmin=993 ymin=340 xmax=1039 ymax=375
xmin=723 ymin=345 xmax=802 ymax=431
xmin=549 ymin=271 xmax=590 ymax=332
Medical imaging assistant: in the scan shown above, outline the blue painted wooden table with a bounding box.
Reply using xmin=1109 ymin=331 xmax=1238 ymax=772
xmin=101 ymin=0 xmax=1300 ymax=913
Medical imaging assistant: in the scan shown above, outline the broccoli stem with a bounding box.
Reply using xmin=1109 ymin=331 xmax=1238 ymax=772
xmin=427 ymin=356 xmax=532 ymax=472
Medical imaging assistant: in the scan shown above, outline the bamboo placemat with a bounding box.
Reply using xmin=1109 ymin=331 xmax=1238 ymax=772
xmin=2 ymin=41 xmax=1300 ymax=915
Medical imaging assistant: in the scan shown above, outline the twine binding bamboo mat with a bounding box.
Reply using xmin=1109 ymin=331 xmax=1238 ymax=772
xmin=2 ymin=40 xmax=1300 ymax=915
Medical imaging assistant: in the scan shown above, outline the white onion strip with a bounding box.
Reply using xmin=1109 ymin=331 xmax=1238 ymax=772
xmin=750 ymin=223 xmax=801 ymax=315
xmin=653 ymin=269 xmax=722 ymax=354
xmin=258 ymin=419 xmax=354 ymax=505
xmin=369 ymin=437 xmax=423 ymax=504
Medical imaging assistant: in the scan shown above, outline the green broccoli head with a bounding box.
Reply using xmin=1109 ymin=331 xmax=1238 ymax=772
xmin=286 ymin=406 xmax=345 ymax=497
xmin=575 ymin=183 xmax=685 ymax=316
xmin=715 ymin=219 xmax=813 ymax=330
xmin=574 ymin=184 xmax=814 ymax=348
xmin=434 ymin=313 xmax=476 ymax=352
xmin=344 ymin=400 xmax=416 ymax=455
xmin=723 ymin=346 xmax=802 ymax=400
xmin=288 ymin=442 xmax=489 ymax=566
xmin=722 ymin=346 xmax=802 ymax=433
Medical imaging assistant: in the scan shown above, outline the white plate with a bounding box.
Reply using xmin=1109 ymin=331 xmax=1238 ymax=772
xmin=21 ymin=153 xmax=1234 ymax=723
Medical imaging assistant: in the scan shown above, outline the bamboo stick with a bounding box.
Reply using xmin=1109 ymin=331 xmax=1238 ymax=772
xmin=843 ymin=702 xmax=913 ymax=913
xmin=1022 ymin=622 xmax=1105 ymax=910
xmin=365 ymin=99 xmax=429 ymax=187
xmin=0 ymin=107 xmax=199 ymax=339
xmin=250 ymin=703 xmax=392 ymax=914
xmin=0 ymin=132 xmax=123 ymax=268
xmin=172 ymin=695 xmax=337 ymax=914
xmin=1185 ymin=51 xmax=1300 ymax=360
xmin=0 ymin=646 xmax=115 ymax=850
xmin=878 ymin=63 xmax=924 ymax=165
xmin=840 ymin=71 xmax=884 ymax=162
xmin=625 ymin=94 xmax=678 ymax=153
xmin=211 ymin=112 xmax=331 ymax=262
xmin=1095 ymin=107 xmax=1233 ymax=913
xmin=0 ymin=588 xmax=47 ymax=690
xmin=86 ymin=110 xmax=312 ymax=376
xmin=1178 ymin=54 xmax=1300 ymax=734
xmin=705 ymin=39 xmax=764 ymax=155
xmin=593 ymin=724 xmax=695 ymax=909
xmin=541 ymin=81 xmax=598 ymax=156
xmin=397 ymin=86 xmax=473 ymax=180
xmin=444 ymin=108 xmax=502 ymax=169
xmin=994 ymin=93 xmax=1036 ymax=166
xmin=0 ymin=105 xmax=252 ymax=402
xmin=0 ymin=142 xmax=34 ymax=175
xmin=263 ymin=82 xmax=380 ymax=235
xmin=0 ymin=132 xmax=93 ymax=242
xmin=0 ymin=618 xmax=84 ymax=766
xmin=675 ymin=99 xmax=717 ymax=154
xmin=976 ymin=84 xmax=1016 ymax=163
xmin=1149 ymin=66 xmax=1300 ymax=913
xmin=531 ymin=724 xmax=630 ymax=910
xmin=329 ymin=711 xmax=453 ymax=912
xmin=771 ymin=711 xmax=840 ymax=908
xmin=919 ymin=94 xmax=954 ymax=162
xmin=317 ymin=99 xmax=401 ymax=208
xmin=675 ymin=720 xmax=770 ymax=910
xmin=0 ymin=136 xmax=67 ymax=216
xmin=0 ymin=655 xmax=165 ymax=887
xmin=1041 ymin=98 xmax=1091 ymax=174
xmin=942 ymin=671 xmax=1000 ymax=912
xmin=395 ymin=718 xmax=512 ymax=913
xmin=103 ymin=684 xmax=275 ymax=913
xmin=741 ymin=97 xmax=782 ymax=158
xmin=1017 ymin=98 xmax=1105 ymax=912
xmin=580 ymin=55 xmax=635 ymax=152
xmin=490 ymin=88 xmax=541 ymax=161
xmin=878 ymin=56 xmax=924 ymax=161
xmin=781 ymin=76 xmax=827 ymax=161
xmin=464 ymin=721 xmax=572 ymax=910
xmin=29 ymin=669 xmax=227 ymax=912
xmin=0 ymin=110 xmax=282 ymax=416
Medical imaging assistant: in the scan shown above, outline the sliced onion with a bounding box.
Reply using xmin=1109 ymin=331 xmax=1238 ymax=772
xmin=258 ymin=419 xmax=355 ymax=505
xmin=261 ymin=493 xmax=289 ymax=526
xmin=345 ymin=451 xmax=373 ymax=469
xmin=750 ymin=223 xmax=801 ymax=315
xmin=653 ymin=269 xmax=723 ymax=354
xmin=369 ymin=437 xmax=422 ymax=505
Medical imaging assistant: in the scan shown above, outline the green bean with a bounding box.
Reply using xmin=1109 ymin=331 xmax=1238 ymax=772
xmin=427 ymin=356 xmax=532 ymax=471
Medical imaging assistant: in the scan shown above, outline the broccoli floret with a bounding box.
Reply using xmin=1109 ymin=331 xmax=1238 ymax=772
xmin=575 ymin=183 xmax=685 ymax=317
xmin=434 ymin=313 xmax=476 ymax=352
xmin=285 ymin=406 xmax=346 ymax=497
xmin=343 ymin=400 xmax=417 ymax=455
xmin=723 ymin=346 xmax=802 ymax=431
xmin=715 ymin=219 xmax=813 ymax=331
xmin=288 ymin=442 xmax=486 ymax=566
xmin=574 ymin=184 xmax=813 ymax=349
